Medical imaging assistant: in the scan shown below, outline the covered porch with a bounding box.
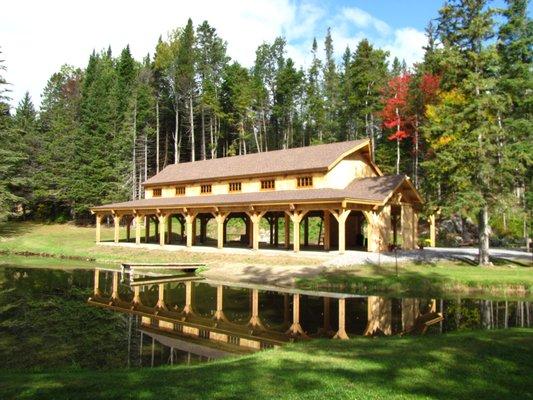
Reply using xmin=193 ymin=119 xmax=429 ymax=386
xmin=92 ymin=200 xmax=419 ymax=254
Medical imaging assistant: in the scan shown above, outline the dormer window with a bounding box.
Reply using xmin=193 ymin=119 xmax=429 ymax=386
xmin=201 ymin=184 xmax=212 ymax=194
xmin=261 ymin=179 xmax=275 ymax=190
xmin=152 ymin=188 xmax=162 ymax=197
xmin=297 ymin=176 xmax=313 ymax=188
xmin=175 ymin=186 xmax=185 ymax=196
xmin=229 ymin=182 xmax=242 ymax=192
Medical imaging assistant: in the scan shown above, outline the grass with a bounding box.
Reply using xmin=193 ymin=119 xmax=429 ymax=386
xmin=299 ymin=260 xmax=533 ymax=299
xmin=0 ymin=328 xmax=531 ymax=400
xmin=1 ymin=222 xmax=532 ymax=297
xmin=0 ymin=221 xmax=319 ymax=267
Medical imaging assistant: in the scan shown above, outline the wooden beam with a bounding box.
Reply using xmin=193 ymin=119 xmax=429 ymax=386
xmin=95 ymin=214 xmax=102 ymax=244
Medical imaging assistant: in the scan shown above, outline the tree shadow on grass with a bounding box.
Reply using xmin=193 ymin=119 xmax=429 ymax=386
xmin=1 ymin=329 xmax=531 ymax=400
xmin=0 ymin=221 xmax=33 ymax=239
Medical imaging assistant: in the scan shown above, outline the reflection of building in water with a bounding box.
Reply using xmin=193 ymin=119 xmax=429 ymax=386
xmin=89 ymin=269 xmax=448 ymax=364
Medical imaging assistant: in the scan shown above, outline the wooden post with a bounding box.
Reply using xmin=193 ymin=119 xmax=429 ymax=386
xmin=331 ymin=209 xmax=350 ymax=254
xmin=334 ymin=298 xmax=349 ymax=339
xmin=185 ymin=213 xmax=197 ymax=248
xmin=287 ymin=210 xmax=308 ymax=253
xmin=286 ymin=294 xmax=306 ymax=336
xmin=93 ymin=269 xmax=101 ymax=296
xmin=133 ymin=286 xmax=141 ymax=305
xmin=249 ymin=288 xmax=263 ymax=328
xmin=135 ymin=215 xmax=142 ymax=245
xmin=284 ymin=214 xmax=290 ymax=249
xmin=156 ymin=283 xmax=166 ymax=309
xmin=126 ymin=217 xmax=131 ymax=242
xmin=145 ymin=216 xmax=150 ymax=243
xmin=111 ymin=271 xmax=119 ymax=300
xmin=214 ymin=285 xmax=226 ymax=321
xmin=429 ymin=214 xmax=436 ymax=247
xmin=183 ymin=281 xmax=193 ymax=314
xmin=167 ymin=215 xmax=173 ymax=244
xmin=323 ymin=211 xmax=330 ymax=251
xmin=274 ymin=216 xmax=279 ymax=246
xmin=158 ymin=214 xmax=167 ymax=246
xmin=113 ymin=214 xmax=120 ymax=243
xmin=95 ymin=214 xmax=102 ymax=243
xmin=303 ymin=216 xmax=309 ymax=247
xmin=214 ymin=213 xmax=227 ymax=249
xmin=247 ymin=211 xmax=266 ymax=251
xmin=401 ymin=204 xmax=414 ymax=250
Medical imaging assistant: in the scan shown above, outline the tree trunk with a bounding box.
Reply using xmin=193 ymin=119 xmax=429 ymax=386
xmin=174 ymin=103 xmax=179 ymax=164
xmin=189 ymin=94 xmax=195 ymax=162
xmin=156 ymin=99 xmax=160 ymax=172
xmin=478 ymin=205 xmax=491 ymax=265
xmin=132 ymin=100 xmax=137 ymax=200
xmin=209 ymin=114 xmax=215 ymax=159
xmin=201 ymin=105 xmax=206 ymax=160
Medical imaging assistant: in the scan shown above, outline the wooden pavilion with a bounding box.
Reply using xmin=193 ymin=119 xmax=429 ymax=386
xmin=91 ymin=139 xmax=423 ymax=253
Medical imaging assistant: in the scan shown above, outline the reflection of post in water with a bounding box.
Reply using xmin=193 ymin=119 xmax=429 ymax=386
xmin=93 ymin=269 xmax=101 ymax=296
xmin=248 ymin=289 xmax=265 ymax=330
xmin=111 ymin=271 xmax=119 ymax=301
xmin=182 ymin=281 xmax=193 ymax=314
xmin=282 ymin=293 xmax=290 ymax=329
xmin=156 ymin=284 xmax=167 ymax=310
xmin=333 ymin=298 xmax=349 ymax=339
xmin=364 ymin=296 xmax=392 ymax=336
xmin=132 ymin=286 xmax=142 ymax=306
xmin=286 ymin=294 xmax=307 ymax=337
xmin=213 ymin=285 xmax=228 ymax=322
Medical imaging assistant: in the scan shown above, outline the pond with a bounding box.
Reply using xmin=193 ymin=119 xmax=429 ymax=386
xmin=0 ymin=261 xmax=531 ymax=371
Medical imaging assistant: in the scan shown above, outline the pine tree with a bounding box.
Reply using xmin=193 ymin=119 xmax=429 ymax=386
xmin=347 ymin=39 xmax=389 ymax=156
xmin=424 ymin=0 xmax=511 ymax=264
xmin=0 ymin=50 xmax=25 ymax=220
xmin=323 ymin=28 xmax=339 ymax=141
xmin=305 ymin=38 xmax=325 ymax=144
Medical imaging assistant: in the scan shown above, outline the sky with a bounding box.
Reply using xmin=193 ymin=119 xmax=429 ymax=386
xmin=0 ymin=0 xmax=461 ymax=108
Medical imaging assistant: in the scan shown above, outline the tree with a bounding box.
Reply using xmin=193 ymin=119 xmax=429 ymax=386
xmin=423 ymin=0 xmax=511 ymax=264
xmin=381 ymin=73 xmax=412 ymax=174
xmin=305 ymin=38 xmax=325 ymax=144
xmin=323 ymin=28 xmax=339 ymax=141
xmin=196 ymin=21 xmax=229 ymax=158
xmin=497 ymin=0 xmax=533 ymax=246
xmin=346 ymin=39 xmax=389 ymax=157
xmin=37 ymin=66 xmax=82 ymax=220
xmin=0 ymin=50 xmax=25 ymax=220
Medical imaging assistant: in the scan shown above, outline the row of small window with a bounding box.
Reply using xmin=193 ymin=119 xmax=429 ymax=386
xmin=151 ymin=176 xmax=313 ymax=197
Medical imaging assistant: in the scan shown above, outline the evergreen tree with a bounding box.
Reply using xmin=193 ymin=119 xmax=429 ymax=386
xmin=424 ymin=0 xmax=511 ymax=264
xmin=323 ymin=28 xmax=339 ymax=141
xmin=0 ymin=51 xmax=25 ymax=220
xmin=305 ymin=38 xmax=325 ymax=144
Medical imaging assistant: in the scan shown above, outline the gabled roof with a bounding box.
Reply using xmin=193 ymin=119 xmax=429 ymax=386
xmin=143 ymin=139 xmax=373 ymax=187
xmin=92 ymin=175 xmax=422 ymax=212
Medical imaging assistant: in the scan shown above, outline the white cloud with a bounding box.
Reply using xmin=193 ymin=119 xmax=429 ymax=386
xmin=383 ymin=28 xmax=427 ymax=68
xmin=341 ymin=7 xmax=391 ymax=36
xmin=1 ymin=1 xmax=427 ymax=108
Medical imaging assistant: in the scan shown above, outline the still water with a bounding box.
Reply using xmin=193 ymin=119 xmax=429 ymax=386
xmin=0 ymin=263 xmax=531 ymax=371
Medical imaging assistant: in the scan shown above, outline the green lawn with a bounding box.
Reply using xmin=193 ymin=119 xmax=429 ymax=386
xmin=0 ymin=328 xmax=531 ymax=400
xmin=299 ymin=260 xmax=533 ymax=299
xmin=1 ymin=222 xmax=532 ymax=297
xmin=0 ymin=221 xmax=319 ymax=267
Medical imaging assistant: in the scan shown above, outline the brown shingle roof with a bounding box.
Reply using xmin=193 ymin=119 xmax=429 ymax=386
xmin=143 ymin=139 xmax=369 ymax=186
xmin=92 ymin=175 xmax=421 ymax=212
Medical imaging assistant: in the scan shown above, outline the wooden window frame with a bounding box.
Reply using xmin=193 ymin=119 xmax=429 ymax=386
xmin=229 ymin=182 xmax=242 ymax=192
xmin=152 ymin=188 xmax=162 ymax=197
xmin=260 ymin=179 xmax=276 ymax=191
xmin=200 ymin=184 xmax=212 ymax=194
xmin=175 ymin=186 xmax=186 ymax=196
xmin=297 ymin=176 xmax=313 ymax=188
